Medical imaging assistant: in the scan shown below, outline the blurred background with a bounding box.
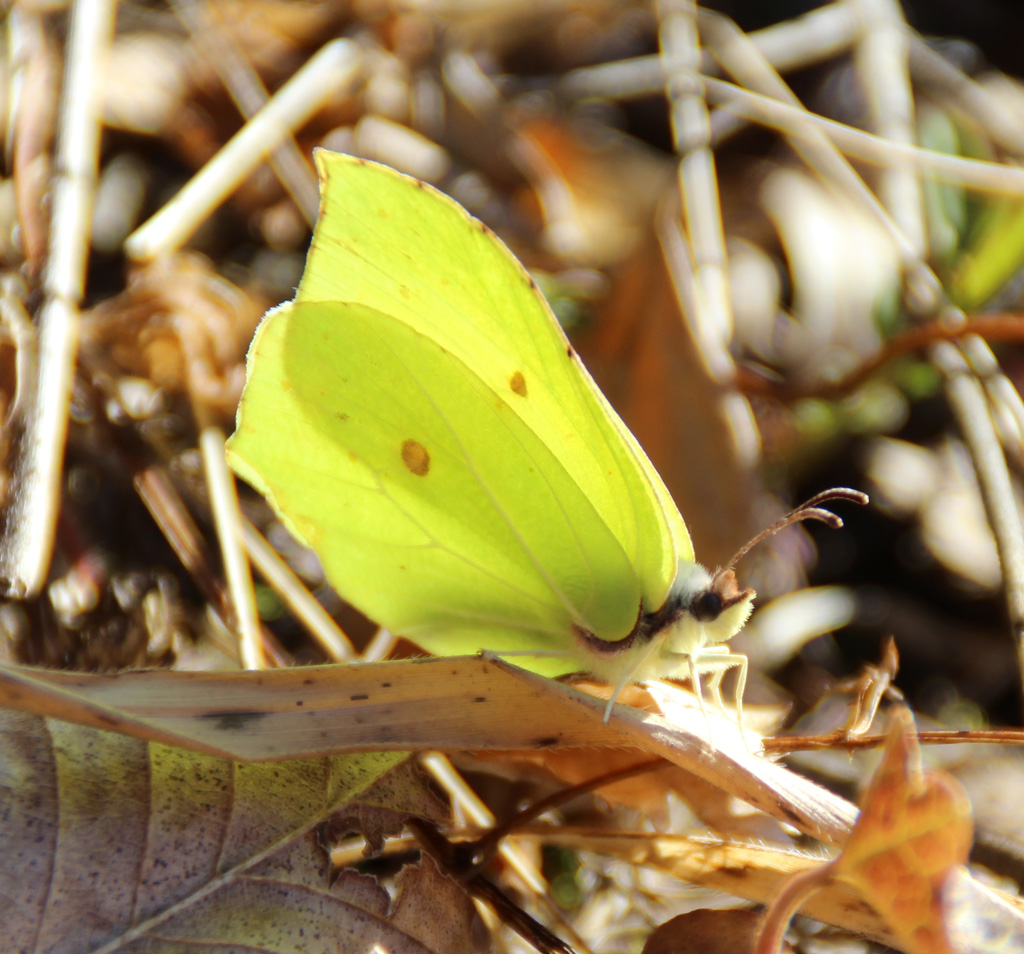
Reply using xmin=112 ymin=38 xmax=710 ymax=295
xmin=11 ymin=2 xmax=1024 ymax=949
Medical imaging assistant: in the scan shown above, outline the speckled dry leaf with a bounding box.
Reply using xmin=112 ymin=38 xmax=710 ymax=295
xmin=0 ymin=657 xmax=616 ymax=757
xmin=326 ymin=759 xmax=453 ymax=856
xmin=834 ymin=708 xmax=973 ymax=954
xmin=0 ymin=657 xmax=860 ymax=847
xmin=315 ymin=863 xmax=477 ymax=954
xmin=390 ymin=854 xmax=479 ymax=954
xmin=0 ymin=709 xmax=477 ymax=954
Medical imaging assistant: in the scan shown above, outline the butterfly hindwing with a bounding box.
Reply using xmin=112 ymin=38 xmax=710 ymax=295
xmin=230 ymin=300 xmax=651 ymax=670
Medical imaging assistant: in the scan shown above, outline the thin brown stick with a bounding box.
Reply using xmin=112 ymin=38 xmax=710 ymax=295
xmin=765 ymin=726 xmax=1024 ymax=755
xmin=408 ymin=819 xmax=577 ymax=954
xmin=736 ymin=313 xmax=1024 ymax=401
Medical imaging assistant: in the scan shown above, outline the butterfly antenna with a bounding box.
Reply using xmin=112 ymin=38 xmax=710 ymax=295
xmin=723 ymin=487 xmax=869 ymax=573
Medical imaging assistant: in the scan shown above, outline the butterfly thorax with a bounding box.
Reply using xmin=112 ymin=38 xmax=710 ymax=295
xmin=573 ymin=561 xmax=754 ymax=683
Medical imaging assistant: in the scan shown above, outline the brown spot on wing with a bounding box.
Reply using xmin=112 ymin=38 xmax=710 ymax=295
xmin=509 ymin=370 xmax=527 ymax=397
xmin=401 ymin=439 xmax=430 ymax=476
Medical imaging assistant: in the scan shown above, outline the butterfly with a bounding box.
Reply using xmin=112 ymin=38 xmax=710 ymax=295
xmin=227 ymin=150 xmax=865 ymax=728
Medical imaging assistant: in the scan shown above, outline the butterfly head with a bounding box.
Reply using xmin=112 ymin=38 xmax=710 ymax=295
xmin=576 ymin=488 xmax=868 ymax=694
xmin=655 ymin=561 xmax=755 ymax=663
xmin=635 ymin=487 xmax=871 ymax=677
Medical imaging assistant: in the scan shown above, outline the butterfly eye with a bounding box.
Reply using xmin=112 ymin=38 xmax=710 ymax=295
xmin=692 ymin=590 xmax=723 ymax=622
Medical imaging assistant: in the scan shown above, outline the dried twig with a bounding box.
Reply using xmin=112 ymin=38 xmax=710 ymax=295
xmin=0 ymin=0 xmax=116 ymax=599
xmin=125 ymin=39 xmax=362 ymax=261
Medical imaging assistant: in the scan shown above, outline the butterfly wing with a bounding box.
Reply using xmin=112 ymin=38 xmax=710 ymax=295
xmin=228 ymin=153 xmax=694 ymax=670
xmin=302 ymin=153 xmax=692 ymax=593
xmin=230 ymin=300 xmax=647 ymax=671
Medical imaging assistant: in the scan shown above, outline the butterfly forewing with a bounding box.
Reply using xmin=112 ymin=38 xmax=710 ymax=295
xmin=299 ymin=153 xmax=690 ymax=615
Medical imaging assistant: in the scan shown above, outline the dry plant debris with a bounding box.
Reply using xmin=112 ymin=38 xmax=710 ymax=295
xmin=756 ymin=708 xmax=975 ymax=954
xmin=4 ymin=1 xmax=1024 ymax=952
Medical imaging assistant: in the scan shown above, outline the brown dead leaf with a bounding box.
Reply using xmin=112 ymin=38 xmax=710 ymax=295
xmin=644 ymin=908 xmax=791 ymax=954
xmin=391 ymin=854 xmax=479 ymax=954
xmin=833 ymin=707 xmax=973 ymax=954
xmin=0 ymin=709 xmax=476 ymax=953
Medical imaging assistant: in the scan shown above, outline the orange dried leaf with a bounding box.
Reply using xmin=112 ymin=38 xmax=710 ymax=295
xmin=834 ymin=708 xmax=973 ymax=954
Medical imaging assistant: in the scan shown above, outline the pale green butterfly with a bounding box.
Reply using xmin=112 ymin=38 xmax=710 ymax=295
xmin=226 ymin=150 xmax=864 ymax=726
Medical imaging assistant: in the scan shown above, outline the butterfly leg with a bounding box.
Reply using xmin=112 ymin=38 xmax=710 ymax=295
xmin=704 ymin=667 xmax=727 ymax=715
xmin=687 ymin=652 xmax=713 ymax=739
xmin=692 ymin=645 xmax=749 ymax=743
